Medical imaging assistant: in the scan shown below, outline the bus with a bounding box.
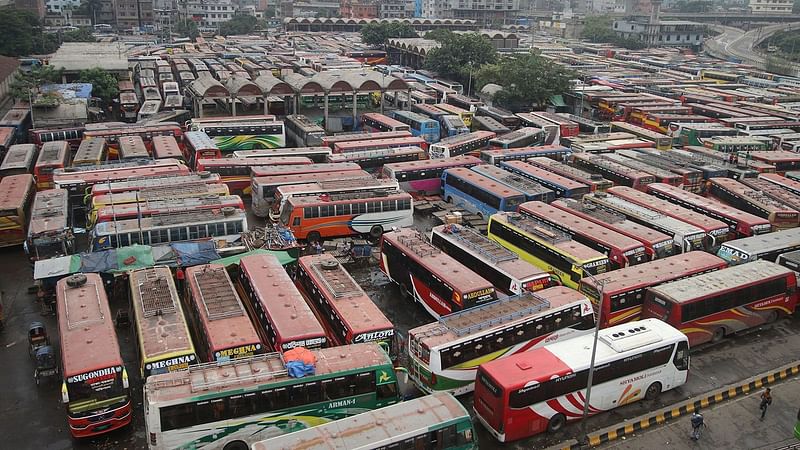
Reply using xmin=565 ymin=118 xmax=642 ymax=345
xmin=325 ymin=146 xmax=425 ymax=171
xmin=758 ymin=172 xmax=800 ymax=196
xmin=554 ymin=198 xmax=675 ymax=260
xmin=442 ymin=167 xmax=526 ymax=218
xmin=474 ymin=318 xmax=689 ymax=442
xmin=25 ymin=188 xmax=72 ymax=261
xmin=237 ymin=253 xmax=327 ymax=352
xmin=382 ymin=156 xmax=483 ymax=195
xmin=447 ymin=94 xmax=483 ymax=111
xmin=0 ymin=127 xmax=13 ymax=154
xmin=143 ymin=343 xmax=399 ymax=450
xmin=0 ymin=108 xmax=31 ymax=143
xmin=717 ymin=227 xmax=800 ymax=266
xmin=572 ymin=153 xmax=656 ymax=191
xmin=643 ymin=260 xmax=797 ymax=346
xmin=643 ymin=114 xmax=716 ymax=134
xmin=119 ymin=92 xmax=139 ymax=122
xmin=478 ymin=106 xmax=519 ymax=128
xmin=361 ymin=112 xmax=411 ymax=133
xmin=525 ymin=157 xmax=613 ymax=192
xmin=57 ymin=273 xmax=131 ymax=438
xmin=250 ymin=170 xmax=368 ymax=217
xmin=91 ymin=209 xmax=248 ymax=251
xmin=321 ymin=130 xmax=412 ymax=149
xmin=118 ymin=135 xmax=151 ymax=160
xmin=380 ymin=227 xmax=497 ymax=319
xmin=391 ymin=110 xmax=440 ymax=143
xmin=488 ymin=127 xmax=543 ymax=149
xmin=89 ymin=172 xmax=222 ymax=197
xmin=563 ymin=114 xmax=611 ymax=134
xmin=520 ymin=201 xmax=649 ymax=269
xmin=473 ymin=116 xmax=511 ymax=136
xmin=561 ymin=132 xmax=637 ymax=148
xmin=499 ymin=160 xmax=590 ymax=199
xmin=184 ymin=264 xmax=264 ymax=362
xmin=515 ymin=113 xmax=560 ymax=145
xmin=285 ymin=114 xmax=325 ymax=147
xmin=251 ymin=392 xmax=475 ymax=450
xmin=648 ymin=182 xmax=773 ymax=237
xmin=188 ymin=117 xmax=286 ymax=151
xmin=440 ymin=115 xmax=470 ymax=137
xmin=82 ymin=123 xmax=183 ymax=154
xmin=234 ymin=147 xmax=332 ymax=163
xmin=195 ymin=157 xmax=312 ymax=195
xmin=528 ymin=112 xmax=580 ymax=138
xmin=130 ymin=267 xmax=198 ymax=378
xmin=610 ymin=121 xmax=672 ymax=150
xmin=280 ymin=190 xmax=413 ymax=242
xmin=250 ymin=163 xmax=362 ymax=180
xmin=407 ymin=288 xmax=593 ymax=396
xmin=138 ymin=100 xmax=162 ymax=122
xmin=674 ymin=124 xmax=738 ymax=146
xmin=333 ymin=136 xmax=428 ymax=154
xmin=412 ymin=103 xmax=447 ymax=123
xmin=183 ymin=130 xmax=222 ymax=169
xmin=428 ymin=131 xmax=494 ymax=159
xmin=430 ymin=223 xmax=552 ymax=295
xmin=487 ymin=212 xmax=611 ymax=289
xmin=435 ymin=103 xmax=474 ymax=127
xmin=89 ymin=182 xmax=230 ymax=211
xmin=709 ymin=177 xmax=799 ymax=230
xmin=471 ymin=165 xmax=555 ymax=203
xmin=744 ymin=151 xmax=800 ymax=173
xmin=72 ymin=138 xmax=107 ymax=167
xmin=270 ymin=177 xmax=399 ymax=221
xmin=33 ymin=141 xmax=70 ymax=190
xmin=0 ymin=143 xmax=37 ymax=177
xmin=30 ymin=126 xmax=84 ymax=149
xmin=151 ymin=135 xmax=184 ymax=162
xmin=296 ymin=254 xmax=395 ymax=346
xmin=0 ymin=174 xmax=35 ymax=247
xmin=614 ymin=149 xmax=705 ymax=193
xmin=480 ymin=145 xmax=571 ymax=166
xmin=579 ymin=251 xmax=727 ymax=328
xmin=601 ymin=153 xmax=684 ymax=187
xmin=704 ymin=136 xmax=770 ymax=153
xmin=92 ymin=195 xmax=243 ymax=226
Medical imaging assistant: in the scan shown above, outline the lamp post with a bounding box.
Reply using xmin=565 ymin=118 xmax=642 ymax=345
xmin=578 ymin=273 xmax=607 ymax=447
xmin=467 ymin=60 xmax=474 ymax=97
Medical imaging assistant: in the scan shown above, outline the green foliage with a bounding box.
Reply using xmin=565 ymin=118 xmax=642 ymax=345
xmin=9 ymin=65 xmax=63 ymax=100
xmin=218 ymin=14 xmax=258 ymax=36
xmin=424 ymin=29 xmax=453 ymax=42
xmin=424 ymin=33 xmax=497 ymax=86
xmin=77 ymin=0 xmax=102 ymax=23
xmin=0 ymin=8 xmax=60 ymax=56
xmin=360 ymin=22 xmax=418 ymax=46
xmin=174 ymin=19 xmax=199 ymax=40
xmin=77 ymin=67 xmax=118 ymax=105
xmin=763 ymin=30 xmax=800 ymax=62
xmin=63 ymin=27 xmax=95 ymax=42
xmin=581 ymin=15 xmax=649 ymax=50
xmin=794 ymin=0 xmax=799 ymax=13
xmin=476 ymin=54 xmax=576 ymax=110
xmin=673 ymin=0 xmax=711 ymax=12
xmin=766 ymin=56 xmax=797 ymax=76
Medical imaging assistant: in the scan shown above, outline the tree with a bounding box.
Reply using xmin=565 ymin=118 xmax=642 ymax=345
xmin=218 ymin=14 xmax=258 ymax=36
xmin=476 ymin=54 xmax=576 ymax=111
xmin=62 ymin=27 xmax=95 ymax=42
xmin=9 ymin=65 xmax=63 ymax=100
xmin=424 ymin=33 xmax=497 ymax=87
xmin=794 ymin=0 xmax=799 ymax=13
xmin=77 ymin=67 xmax=118 ymax=106
xmin=77 ymin=0 xmax=103 ymax=24
xmin=174 ymin=19 xmax=199 ymax=40
xmin=0 ymin=8 xmax=44 ymax=57
xmin=673 ymin=0 xmax=710 ymax=12
xmin=582 ymin=15 xmax=616 ymax=43
xmin=360 ymin=22 xmax=417 ymax=47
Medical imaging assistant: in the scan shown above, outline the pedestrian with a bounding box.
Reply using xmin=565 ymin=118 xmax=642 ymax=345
xmin=690 ymin=408 xmax=705 ymax=441
xmin=313 ymin=240 xmax=324 ymax=255
xmin=759 ymin=388 xmax=773 ymax=420
xmin=175 ymin=266 xmax=185 ymax=295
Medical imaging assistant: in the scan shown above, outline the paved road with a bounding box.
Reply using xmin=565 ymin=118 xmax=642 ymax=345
xmin=705 ymin=23 xmax=800 ymax=73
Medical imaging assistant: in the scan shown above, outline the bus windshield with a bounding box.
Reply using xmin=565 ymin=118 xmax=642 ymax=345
xmin=66 ymin=367 xmax=127 ymax=415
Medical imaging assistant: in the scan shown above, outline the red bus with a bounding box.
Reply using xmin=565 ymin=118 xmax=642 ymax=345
xmin=82 ymin=123 xmax=183 ymax=156
xmin=90 ymin=172 xmax=221 ymax=197
xmin=519 ymin=201 xmax=648 ymax=269
xmin=643 ymin=260 xmax=798 ymax=346
xmin=0 ymin=143 xmax=37 ymax=177
xmin=320 ymin=130 xmax=412 ymax=149
xmin=117 ymin=135 xmax=150 ymax=160
xmin=295 ymin=253 xmax=395 ymax=347
xmin=33 ymin=140 xmax=70 ymax=190
xmin=528 ymin=111 xmax=580 ymax=137
xmin=580 ymin=251 xmax=727 ymax=328
xmin=0 ymin=126 xmax=14 ymax=154
xmin=615 ymin=149 xmax=704 ymax=193
xmin=195 ymin=157 xmax=312 ymax=195
xmin=94 ymin=195 xmax=243 ymax=225
xmin=250 ymin=169 xmax=369 ymax=217
xmin=382 ymin=155 xmax=483 ymax=195
xmin=30 ymin=126 xmax=84 ymax=149
xmin=601 ymin=153 xmax=684 ymax=187
xmin=151 ymin=135 xmax=184 ymax=162
xmin=361 ymin=112 xmax=411 ymax=133
xmin=57 ymin=273 xmax=131 ymax=437
xmin=250 ymin=162 xmax=362 ymax=179
xmin=525 ymin=157 xmax=613 ymax=192
xmin=746 ymin=151 xmax=800 ymax=174
xmin=758 ymin=172 xmax=800 ymax=196
xmin=647 ymin=182 xmax=772 ymax=237
xmin=184 ymin=131 xmax=222 ymax=169
xmin=184 ymin=264 xmax=265 ymax=362
xmin=499 ymin=160 xmax=589 ymax=199
xmin=710 ymin=177 xmax=799 ymax=230
xmin=479 ymin=145 xmax=571 ymax=165
xmin=380 ymin=227 xmax=497 ymax=319
xmin=553 ymin=198 xmax=676 ymax=261
xmin=572 ymin=153 xmax=656 ymax=191
xmin=237 ymin=253 xmax=328 ymax=352
xmin=325 ymin=146 xmax=426 ymax=171
xmin=333 ymin=136 xmax=427 ymax=154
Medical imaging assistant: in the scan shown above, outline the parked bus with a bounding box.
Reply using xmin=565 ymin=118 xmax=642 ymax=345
xmin=473 ymin=116 xmax=511 ymax=135
xmin=710 ymin=177 xmax=799 ymax=230
xmin=30 ymin=126 xmax=84 ymax=149
xmin=447 ymin=93 xmax=483 ymax=111
xmin=72 ymin=138 xmax=107 ymax=167
xmin=151 ymin=135 xmax=184 ymax=162
xmin=137 ymin=100 xmax=161 ymax=122
xmin=250 ymin=169 xmax=368 ymax=217
xmin=643 ymin=114 xmax=716 ymax=134
xmin=0 ymin=174 xmax=35 ymax=247
xmin=188 ymin=117 xmax=286 ymax=151
xmin=474 ymin=318 xmax=689 ymax=442
xmin=744 ymin=151 xmax=800 ymax=173
xmin=296 ymin=254 xmax=395 ymax=346
xmin=704 ymin=136 xmax=770 ymax=153
xmin=361 ymin=112 xmax=411 ymax=133
xmin=251 ymin=392 xmax=474 ymax=450
xmin=89 ymin=182 xmax=230 ymax=212
xmin=25 ymin=188 xmax=72 ymax=261
xmin=321 ymin=130 xmax=412 ymax=149
xmin=83 ymin=123 xmax=183 ymax=155
xmin=333 ymin=136 xmax=427 ymax=154
xmin=89 ymin=172 xmax=222 ymax=198
xmin=92 ymin=195 xmax=243 ymax=226
xmin=57 ymin=273 xmax=132 ymax=437
xmin=428 ymin=130 xmax=494 ymax=158
xmin=406 ymin=287 xmax=593 ymax=396
xmin=648 ymin=182 xmax=773 ymax=237
xmin=563 ymin=114 xmax=611 ymax=134
xmin=442 ymin=167 xmax=526 ymax=218
xmin=515 ymin=113 xmax=560 ymax=145
xmin=488 ymin=127 xmax=543 ymax=149
xmin=758 ymin=172 xmax=800 ymax=196
xmin=480 ymin=145 xmax=571 ymax=166
xmin=270 ymin=177 xmax=399 ymax=221
xmin=529 ymin=111 xmax=580 ymax=138
xmin=674 ymin=124 xmax=738 ymax=146
xmin=326 ymin=146 xmax=425 ymax=171
xmin=250 ymin=163 xmax=362 ymax=180
xmin=382 ymin=155 xmax=482 ymax=195
xmin=391 ymin=110 xmax=440 ymax=143
xmin=572 ymin=153 xmax=656 ymax=191
xmin=234 ymin=147 xmax=332 ymax=163
xmin=717 ymin=227 xmax=800 ymax=265
xmin=195 ymin=157 xmax=311 ymax=195
xmin=0 ymin=127 xmax=13 ymax=154
xmin=644 ymin=260 xmax=797 ymax=346
xmin=0 ymin=143 xmax=37 ymax=177
xmin=285 ymin=114 xmax=325 ymax=147
xmin=487 ymin=212 xmax=611 ymax=289
xmin=33 ymin=141 xmax=70 ymax=190
xmin=601 ymin=153 xmax=684 ymax=187
xmin=478 ymin=106 xmax=519 ymax=128
xmin=614 ymin=149 xmax=705 ymax=192
xmin=0 ymin=108 xmax=31 ymax=143
xmin=237 ymin=253 xmax=327 ymax=352
xmin=471 ymin=165 xmax=555 ymax=203
xmin=440 ymin=115 xmax=470 ymax=137
xmin=525 ymin=157 xmax=613 ymax=192
xmin=129 ymin=267 xmax=198 ymax=378
xmin=435 ymin=103 xmax=474 ymax=127
xmin=380 ymin=228 xmax=497 ymax=318
xmin=499 ymin=160 xmax=589 ymax=199
xmin=580 ymin=251 xmax=727 ymax=328
xmin=118 ymin=135 xmax=151 ymax=160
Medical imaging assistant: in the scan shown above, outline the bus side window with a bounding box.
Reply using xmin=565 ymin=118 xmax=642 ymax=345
xmin=376 ymin=381 xmax=397 ymax=400
xmin=292 ymin=217 xmax=300 ymax=226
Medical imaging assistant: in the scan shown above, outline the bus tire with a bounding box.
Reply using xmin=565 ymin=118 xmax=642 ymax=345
xmin=223 ymin=441 xmax=249 ymax=450
xmin=766 ymin=310 xmax=779 ymax=323
xmin=547 ymin=413 xmax=566 ymax=433
xmin=307 ymin=231 xmax=321 ymax=244
xmin=446 ymin=196 xmax=453 ymax=203
xmin=711 ymin=327 xmax=725 ymax=343
xmin=369 ymin=225 xmax=384 ymax=239
xmin=645 ymin=382 xmax=662 ymax=401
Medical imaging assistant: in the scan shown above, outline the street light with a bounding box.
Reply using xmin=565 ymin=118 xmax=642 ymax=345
xmin=578 ymin=272 xmax=608 ymax=446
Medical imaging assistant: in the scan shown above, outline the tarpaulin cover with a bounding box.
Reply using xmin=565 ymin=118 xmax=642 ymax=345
xmin=285 ymin=347 xmax=316 ymax=378
xmin=212 ymin=249 xmax=295 ymax=267
xmin=114 ymin=245 xmax=155 ymax=271
xmin=171 ymin=241 xmax=219 ymax=266
xmin=80 ymin=248 xmax=118 ymax=273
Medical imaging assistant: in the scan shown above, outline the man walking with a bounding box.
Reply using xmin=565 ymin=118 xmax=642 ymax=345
xmin=690 ymin=409 xmax=705 ymax=441
xmin=759 ymin=388 xmax=773 ymax=420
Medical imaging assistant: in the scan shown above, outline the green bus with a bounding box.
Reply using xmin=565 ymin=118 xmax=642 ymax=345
xmin=252 ymin=392 xmax=476 ymax=450
xmin=144 ymin=343 xmax=400 ymax=450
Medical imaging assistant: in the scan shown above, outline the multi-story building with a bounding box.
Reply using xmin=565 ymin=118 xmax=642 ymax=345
xmin=592 ymin=0 xmax=625 ymax=13
xmin=45 ymin=0 xmax=80 ymax=14
xmin=379 ymin=0 xmax=414 ymax=17
xmin=341 ymin=0 xmax=378 ymax=17
xmin=422 ymin=0 xmax=520 ymax=21
xmin=749 ymin=0 xmax=793 ymax=14
xmin=186 ymin=0 xmax=236 ymax=29
xmin=111 ymin=0 xmax=154 ymax=29
xmin=613 ymin=19 xmax=706 ymax=47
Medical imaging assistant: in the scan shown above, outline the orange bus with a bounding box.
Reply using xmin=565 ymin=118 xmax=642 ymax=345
xmin=0 ymin=174 xmax=35 ymax=247
xmin=151 ymin=135 xmax=185 ymax=163
xmin=33 ymin=141 xmax=70 ymax=190
xmin=195 ymin=157 xmax=312 ymax=195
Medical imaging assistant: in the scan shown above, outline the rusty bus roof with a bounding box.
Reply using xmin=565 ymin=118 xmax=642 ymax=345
xmin=37 ymin=140 xmax=70 ymax=166
xmin=382 ymin=155 xmax=482 ymax=173
xmin=1 ymin=144 xmax=37 ymax=171
xmin=445 ymin=167 xmax=526 ymax=199
xmin=90 ymin=172 xmax=222 ymax=196
xmin=553 ymin=199 xmax=672 ymax=246
xmin=28 ymin=189 xmax=68 ymax=236
xmin=608 ymin=186 xmax=729 ymax=234
xmin=54 ymin=159 xmax=189 ymax=185
xmin=0 ymin=174 xmax=34 ymax=213
xmin=251 ymin=162 xmax=361 ymax=177
xmin=500 ymin=160 xmax=589 ymax=190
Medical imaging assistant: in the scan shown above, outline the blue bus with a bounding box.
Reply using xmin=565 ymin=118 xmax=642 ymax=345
xmin=391 ymin=110 xmax=440 ymax=144
xmin=441 ymin=115 xmax=469 ymax=137
xmin=471 ymin=164 xmax=555 ymax=203
xmin=499 ymin=160 xmax=591 ymax=199
xmin=442 ymin=166 xmax=526 ymax=218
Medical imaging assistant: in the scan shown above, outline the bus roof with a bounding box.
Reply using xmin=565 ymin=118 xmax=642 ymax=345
xmin=720 ymin=227 xmax=800 ymax=255
xmin=251 ymin=163 xmax=362 ymax=177
xmin=37 ymin=141 xmax=70 ymax=166
xmin=54 ymin=160 xmax=189 ymax=185
xmin=29 ymin=189 xmax=68 ymax=236
xmin=0 ymin=174 xmax=34 ymax=211
xmin=198 ymin=157 xmax=312 ymax=167
xmin=253 ymin=170 xmax=370 ymax=187
xmin=233 ymin=147 xmax=332 ymax=158
xmin=649 ymin=260 xmax=792 ymax=304
xmin=445 ymin=167 xmax=526 ymax=198
xmin=333 ymin=136 xmax=427 ymax=152
xmin=383 ymin=155 xmax=482 ymax=172
xmin=648 ymin=182 xmax=771 ymax=227
xmin=501 ymin=160 xmax=589 ymax=190
xmin=432 ymin=130 xmax=495 ymax=147
xmin=608 ymin=186 xmax=729 ymax=233
xmin=553 ymin=199 xmax=671 ymax=244
xmin=492 ymin=212 xmax=609 ymax=262
xmin=1 ymin=144 xmax=36 ymax=170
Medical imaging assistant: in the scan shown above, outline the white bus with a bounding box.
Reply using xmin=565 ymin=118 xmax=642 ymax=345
xmin=285 ymin=114 xmax=325 ymax=147
xmin=269 ymin=177 xmax=399 ymax=221
xmin=717 ymin=227 xmax=800 ymax=266
xmin=137 ymin=100 xmax=161 ymax=122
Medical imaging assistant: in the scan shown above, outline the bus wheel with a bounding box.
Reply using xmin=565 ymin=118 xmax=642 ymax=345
xmin=711 ymin=327 xmax=725 ymax=343
xmin=767 ymin=311 xmax=779 ymax=323
xmin=547 ymin=413 xmax=566 ymax=433
xmin=446 ymin=196 xmax=453 ymax=203
xmin=307 ymin=231 xmax=321 ymax=244
xmin=645 ymin=382 xmax=662 ymax=400
xmin=223 ymin=441 xmax=248 ymax=450
xmin=369 ymin=225 xmax=384 ymax=240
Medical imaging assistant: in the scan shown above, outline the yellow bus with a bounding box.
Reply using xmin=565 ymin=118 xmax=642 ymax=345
xmin=434 ymin=103 xmax=474 ymax=128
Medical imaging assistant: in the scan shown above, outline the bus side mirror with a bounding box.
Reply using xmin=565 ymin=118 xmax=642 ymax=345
xmin=61 ymin=382 xmax=69 ymax=404
xmin=122 ymin=368 xmax=130 ymax=389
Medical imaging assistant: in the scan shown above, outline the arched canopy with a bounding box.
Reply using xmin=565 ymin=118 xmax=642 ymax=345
xmin=224 ymin=76 xmax=260 ymax=97
xmin=254 ymin=74 xmax=294 ymax=96
xmin=187 ymin=75 xmax=228 ymax=98
xmin=284 ymin=73 xmax=324 ymax=94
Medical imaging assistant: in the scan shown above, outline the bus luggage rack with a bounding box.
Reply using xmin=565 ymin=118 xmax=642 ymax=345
xmin=149 ymin=353 xmax=289 ymax=393
xmin=138 ymin=182 xmax=214 ymax=201
xmin=143 ymin=195 xmax=224 ymax=212
xmin=194 ymin=267 xmax=245 ymax=320
xmin=317 ymin=177 xmax=385 ymax=190
xmin=138 ymin=269 xmax=177 ymax=317
xmin=437 ymin=292 xmax=551 ymax=337
xmin=311 ymin=259 xmax=361 ymax=298
xmin=589 ymin=194 xmax=663 ymax=221
xmin=325 ymin=190 xmax=391 ymax=202
xmin=443 ymin=224 xmax=516 ymax=263
xmin=149 ymin=209 xmax=232 ymax=227
xmin=397 ymin=232 xmax=440 ymax=257
xmin=506 ymin=213 xmax=570 ymax=244
xmin=565 ymin=199 xmax=626 ymax=224
xmin=63 ymin=279 xmax=105 ymax=330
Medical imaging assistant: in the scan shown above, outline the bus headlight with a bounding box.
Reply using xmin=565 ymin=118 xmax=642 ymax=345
xmin=122 ymin=368 xmax=129 ymax=389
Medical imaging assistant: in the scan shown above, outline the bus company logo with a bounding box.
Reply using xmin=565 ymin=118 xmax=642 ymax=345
xmin=623 ymin=248 xmax=644 ymax=256
xmin=753 ymin=224 xmax=772 ymax=232
xmin=282 ymin=337 xmax=326 ymax=351
xmin=584 ymin=260 xmax=606 ymax=269
xmin=354 ymin=329 xmax=394 ymax=343
xmin=720 ymin=248 xmax=748 ymax=262
xmin=328 ymin=398 xmax=356 ymax=409
xmin=216 ymin=344 xmax=261 ymax=359
xmin=68 ymin=366 xmax=120 ymax=384
xmin=711 ymin=228 xmax=728 ymax=236
xmin=146 ymin=355 xmax=197 ymax=372
xmin=544 ymin=334 xmax=560 ymax=344
xmin=465 ymin=288 xmax=494 ymax=300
